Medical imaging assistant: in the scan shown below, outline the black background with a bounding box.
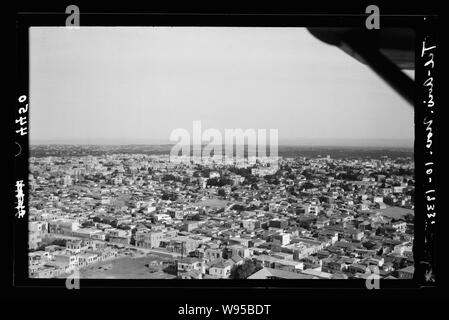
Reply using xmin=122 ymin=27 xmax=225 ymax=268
xmin=6 ymin=0 xmax=445 ymax=308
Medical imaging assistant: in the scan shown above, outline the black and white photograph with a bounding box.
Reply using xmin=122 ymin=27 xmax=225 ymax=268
xmin=27 ymin=26 xmax=416 ymax=281
xmin=8 ymin=2 xmax=443 ymax=308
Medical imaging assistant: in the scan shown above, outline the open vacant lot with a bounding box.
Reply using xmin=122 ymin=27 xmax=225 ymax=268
xmin=80 ymin=255 xmax=177 ymax=279
xmin=379 ymin=206 xmax=414 ymax=219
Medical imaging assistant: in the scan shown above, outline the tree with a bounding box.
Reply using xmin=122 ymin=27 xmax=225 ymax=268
xmin=287 ymin=186 xmax=298 ymax=196
xmin=264 ymin=175 xmax=279 ymax=185
xmin=302 ymin=181 xmax=315 ymax=190
xmin=190 ymin=213 xmax=202 ymax=221
xmin=230 ymin=259 xmax=261 ymax=279
xmin=117 ymin=224 xmax=131 ymax=230
xmin=251 ymin=183 xmax=259 ymax=190
xmin=81 ymin=220 xmax=94 ymax=228
xmin=362 ymin=241 xmax=376 ymax=250
xmin=217 ymin=188 xmax=226 ymax=197
xmin=51 ymin=239 xmax=67 ymax=247
xmin=162 ymin=174 xmax=177 ymax=182
xmin=207 ymin=177 xmax=233 ymax=187
xmin=162 ymin=192 xmax=178 ymax=201
xmin=232 ymin=204 xmax=246 ymax=212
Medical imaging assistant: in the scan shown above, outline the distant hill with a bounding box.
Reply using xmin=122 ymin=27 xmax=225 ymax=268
xmin=30 ymin=144 xmax=413 ymax=160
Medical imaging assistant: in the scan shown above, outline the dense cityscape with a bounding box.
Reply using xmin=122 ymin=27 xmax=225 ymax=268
xmin=29 ymin=145 xmax=415 ymax=280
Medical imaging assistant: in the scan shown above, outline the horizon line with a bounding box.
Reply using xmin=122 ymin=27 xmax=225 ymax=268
xmin=29 ymin=142 xmax=414 ymax=149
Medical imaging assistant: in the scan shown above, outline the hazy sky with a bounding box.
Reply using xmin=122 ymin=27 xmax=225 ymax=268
xmin=30 ymin=27 xmax=414 ymax=147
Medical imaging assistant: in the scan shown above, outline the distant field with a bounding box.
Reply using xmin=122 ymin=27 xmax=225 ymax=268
xmin=379 ymin=206 xmax=414 ymax=219
xmin=79 ymin=256 xmax=176 ymax=279
xmin=194 ymin=198 xmax=229 ymax=209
